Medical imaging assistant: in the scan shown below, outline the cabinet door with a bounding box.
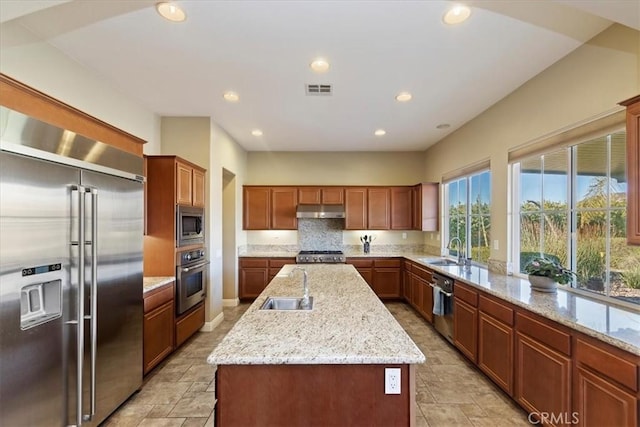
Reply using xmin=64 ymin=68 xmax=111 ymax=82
xmin=271 ymin=187 xmax=298 ymax=229
xmin=420 ymin=280 xmax=434 ymax=323
xmin=298 ymin=187 xmax=321 ymax=204
xmin=478 ymin=312 xmax=514 ymax=395
xmin=368 ymin=188 xmax=390 ymax=229
xmin=453 ymin=297 xmax=478 ymax=362
xmin=515 ymin=332 xmax=571 ymax=426
xmin=345 ymin=188 xmax=368 ymax=230
xmin=574 ymin=366 xmax=637 ymax=427
xmin=412 ymin=184 xmax=422 ymax=230
xmin=372 ymin=268 xmax=401 ymax=298
xmin=239 ymin=268 xmax=269 ymax=299
xmin=357 ymin=268 xmax=373 ymax=287
xmin=143 ymin=300 xmax=174 ymax=374
xmin=402 ymin=269 xmax=412 ymax=302
xmin=391 ymin=187 xmax=412 ymax=230
xmin=243 ymin=187 xmax=271 ymax=230
xmin=410 ymin=273 xmax=422 ymax=311
xmin=416 ymin=183 xmax=439 ymax=231
xmin=624 ymin=98 xmax=640 ymax=245
xmin=322 ymin=187 xmax=344 ymax=204
xmin=176 ymin=162 xmax=193 ymax=206
xmin=192 ymin=168 xmax=206 ymax=208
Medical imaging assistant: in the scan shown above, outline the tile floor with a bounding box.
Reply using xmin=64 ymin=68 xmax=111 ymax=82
xmin=104 ymin=302 xmax=530 ymax=426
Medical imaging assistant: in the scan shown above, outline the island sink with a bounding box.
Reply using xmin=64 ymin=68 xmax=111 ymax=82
xmin=259 ymin=296 xmax=314 ymax=311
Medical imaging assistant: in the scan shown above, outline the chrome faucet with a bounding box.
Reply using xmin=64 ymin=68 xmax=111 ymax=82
xmin=447 ymin=237 xmax=465 ymax=265
xmin=290 ymin=267 xmax=310 ymax=307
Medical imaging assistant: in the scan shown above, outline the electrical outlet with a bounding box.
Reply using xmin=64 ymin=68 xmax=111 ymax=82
xmin=402 ymin=232 xmax=407 ymax=240
xmin=385 ymin=368 xmax=401 ymax=394
xmin=493 ymin=239 xmax=499 ymax=250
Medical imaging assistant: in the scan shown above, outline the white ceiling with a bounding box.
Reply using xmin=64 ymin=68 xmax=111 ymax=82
xmin=1 ymin=1 xmax=637 ymax=152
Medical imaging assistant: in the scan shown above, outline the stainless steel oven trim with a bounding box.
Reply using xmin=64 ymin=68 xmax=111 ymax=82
xmin=176 ymin=260 xmax=209 ymax=315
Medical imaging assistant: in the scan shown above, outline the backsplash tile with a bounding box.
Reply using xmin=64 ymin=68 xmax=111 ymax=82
xmin=297 ymin=218 xmax=343 ymax=250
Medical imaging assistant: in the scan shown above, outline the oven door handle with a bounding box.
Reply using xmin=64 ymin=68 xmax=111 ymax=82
xmin=181 ymin=261 xmax=210 ymax=273
xmin=431 ymin=282 xmax=453 ymax=298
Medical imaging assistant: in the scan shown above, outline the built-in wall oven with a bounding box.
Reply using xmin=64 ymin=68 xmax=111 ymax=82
xmin=177 ymin=206 xmax=204 ymax=247
xmin=432 ymin=272 xmax=454 ymax=344
xmin=176 ymin=248 xmax=208 ymax=315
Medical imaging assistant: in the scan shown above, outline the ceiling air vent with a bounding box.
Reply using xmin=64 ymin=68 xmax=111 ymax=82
xmin=306 ymin=84 xmax=332 ymax=96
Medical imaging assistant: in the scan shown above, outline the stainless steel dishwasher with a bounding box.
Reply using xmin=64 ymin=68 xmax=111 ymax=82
xmin=432 ymin=272 xmax=454 ymax=344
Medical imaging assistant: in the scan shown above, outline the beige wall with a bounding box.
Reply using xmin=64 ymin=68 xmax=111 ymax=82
xmin=0 ymin=23 xmax=161 ymax=153
xmin=246 ymin=151 xmax=427 ymax=185
xmin=423 ymin=24 xmax=640 ymax=264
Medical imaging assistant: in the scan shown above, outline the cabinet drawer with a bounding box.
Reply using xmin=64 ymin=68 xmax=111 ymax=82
xmin=347 ymin=258 xmax=374 ymax=268
xmin=176 ymin=303 xmax=205 ymax=347
xmin=575 ymin=337 xmax=638 ymax=392
xmin=454 ymin=282 xmax=478 ymax=307
xmin=412 ymin=265 xmax=431 ymax=281
xmin=373 ymin=258 xmax=401 ymax=268
xmin=516 ymin=312 xmax=570 ymax=356
xmin=239 ymin=258 xmax=269 ymax=268
xmin=269 ymin=258 xmax=296 ymax=268
xmin=403 ymin=260 xmax=413 ymax=273
xmin=144 ymin=283 xmax=174 ymax=314
xmin=479 ymin=295 xmax=514 ymax=326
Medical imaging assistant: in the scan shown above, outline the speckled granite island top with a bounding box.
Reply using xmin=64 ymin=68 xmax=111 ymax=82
xmin=208 ymin=264 xmax=425 ymax=365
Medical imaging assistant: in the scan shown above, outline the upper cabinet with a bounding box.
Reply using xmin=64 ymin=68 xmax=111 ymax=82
xmin=243 ymin=186 xmax=298 ymax=230
xmin=176 ymin=161 xmax=206 ymax=207
xmin=620 ymin=95 xmax=640 ymax=245
xmin=345 ymin=188 xmax=368 ymax=229
xmin=391 ymin=187 xmax=413 ymax=230
xmin=298 ymin=187 xmax=344 ymax=205
xmin=416 ymin=183 xmax=439 ymax=232
xmin=368 ymin=188 xmax=391 ymax=230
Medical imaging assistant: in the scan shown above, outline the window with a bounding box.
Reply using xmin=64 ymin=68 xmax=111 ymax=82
xmin=512 ymin=130 xmax=640 ymax=306
xmin=444 ymin=170 xmax=491 ymax=265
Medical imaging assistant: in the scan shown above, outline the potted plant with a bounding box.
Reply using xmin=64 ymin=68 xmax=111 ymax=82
xmin=524 ymin=256 xmax=575 ymax=293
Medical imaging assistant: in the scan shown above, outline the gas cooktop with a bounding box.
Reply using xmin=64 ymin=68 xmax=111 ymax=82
xmin=296 ymin=250 xmax=345 ymax=263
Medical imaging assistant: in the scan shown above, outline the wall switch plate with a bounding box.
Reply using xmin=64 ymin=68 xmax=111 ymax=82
xmin=385 ymin=368 xmax=401 ymax=394
xmin=402 ymin=232 xmax=407 ymax=240
xmin=493 ymin=239 xmax=499 ymax=250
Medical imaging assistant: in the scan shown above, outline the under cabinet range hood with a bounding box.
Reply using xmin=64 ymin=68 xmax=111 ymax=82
xmin=296 ymin=204 xmax=345 ymax=219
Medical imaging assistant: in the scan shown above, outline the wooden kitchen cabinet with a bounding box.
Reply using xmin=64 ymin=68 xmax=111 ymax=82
xmin=413 ymin=183 xmax=439 ymax=231
xmin=515 ymin=312 xmax=572 ymax=426
xmin=143 ymin=282 xmax=175 ymax=375
xmin=347 ymin=258 xmax=374 ymax=288
xmin=402 ymin=262 xmax=412 ymax=302
xmin=573 ymin=335 xmax=638 ymax=427
xmin=620 ymin=95 xmax=640 ymax=245
xmin=372 ymin=258 xmax=401 ymax=299
xmin=391 ymin=187 xmax=413 ymax=230
xmin=345 ymin=188 xmax=368 ymax=229
xmin=477 ymin=295 xmax=515 ymax=396
xmin=175 ymin=302 xmax=205 ymax=348
xmin=243 ymin=186 xmax=297 ymax=230
xmin=368 ymin=188 xmax=391 ymax=229
xmin=268 ymin=258 xmax=296 ymax=281
xmin=239 ymin=258 xmax=269 ymax=299
xmin=298 ymin=187 xmax=344 ymax=205
xmin=176 ymin=160 xmax=206 ymax=207
xmin=453 ymin=282 xmax=478 ymax=363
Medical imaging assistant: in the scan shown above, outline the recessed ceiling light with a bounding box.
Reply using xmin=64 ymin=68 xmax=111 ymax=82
xmin=310 ymin=58 xmax=330 ymax=73
xmin=251 ymin=129 xmax=263 ymax=137
xmin=374 ymin=129 xmax=386 ymax=136
xmin=223 ymin=91 xmax=239 ymax=102
xmin=156 ymin=2 xmax=186 ymax=22
xmin=436 ymin=123 xmax=451 ymax=129
xmin=443 ymin=4 xmax=471 ymax=25
xmin=395 ymin=92 xmax=412 ymax=102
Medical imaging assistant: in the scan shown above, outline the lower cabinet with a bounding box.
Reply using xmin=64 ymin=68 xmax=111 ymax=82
xmin=477 ymin=295 xmax=514 ymax=396
xmin=453 ymin=281 xmax=479 ymax=363
xmin=175 ymin=302 xmax=205 ymax=348
xmin=143 ymin=282 xmax=175 ymax=375
xmin=347 ymin=258 xmax=401 ymax=299
xmin=239 ymin=257 xmax=295 ymax=300
xmin=573 ymin=335 xmax=638 ymax=427
xmin=515 ymin=312 xmax=572 ymax=426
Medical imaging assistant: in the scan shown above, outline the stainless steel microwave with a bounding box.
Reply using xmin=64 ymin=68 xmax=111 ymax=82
xmin=177 ymin=206 xmax=204 ymax=247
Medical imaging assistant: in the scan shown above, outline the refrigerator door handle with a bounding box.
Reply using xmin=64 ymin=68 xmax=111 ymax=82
xmin=88 ymin=188 xmax=98 ymax=420
xmin=71 ymin=185 xmax=86 ymax=427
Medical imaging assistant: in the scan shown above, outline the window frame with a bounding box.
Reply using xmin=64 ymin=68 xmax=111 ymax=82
xmin=442 ymin=169 xmax=491 ymax=266
xmin=510 ymin=128 xmax=638 ymax=309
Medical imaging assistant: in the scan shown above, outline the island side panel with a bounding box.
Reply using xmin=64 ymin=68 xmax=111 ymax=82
xmin=215 ymin=364 xmax=415 ymax=426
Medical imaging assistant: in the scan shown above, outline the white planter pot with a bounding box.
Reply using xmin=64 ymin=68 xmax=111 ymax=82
xmin=528 ymin=275 xmax=558 ymax=293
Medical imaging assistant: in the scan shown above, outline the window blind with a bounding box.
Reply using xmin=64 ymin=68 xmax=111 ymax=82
xmin=442 ymin=158 xmax=490 ymax=183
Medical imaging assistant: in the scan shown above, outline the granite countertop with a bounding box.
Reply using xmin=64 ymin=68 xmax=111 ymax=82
xmin=404 ymin=255 xmax=640 ymax=356
xmin=207 ymin=264 xmax=425 ymax=366
xmin=143 ymin=276 xmax=175 ymax=294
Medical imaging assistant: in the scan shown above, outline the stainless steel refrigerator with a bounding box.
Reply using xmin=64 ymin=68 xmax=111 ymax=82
xmin=0 ymin=107 xmax=144 ymax=426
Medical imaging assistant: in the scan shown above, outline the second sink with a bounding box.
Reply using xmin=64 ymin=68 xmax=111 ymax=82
xmin=260 ymin=296 xmax=314 ymax=311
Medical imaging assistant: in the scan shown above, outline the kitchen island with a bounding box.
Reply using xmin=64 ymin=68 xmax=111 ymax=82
xmin=207 ymin=263 xmax=425 ymax=426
